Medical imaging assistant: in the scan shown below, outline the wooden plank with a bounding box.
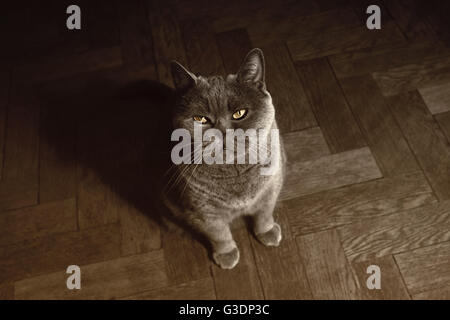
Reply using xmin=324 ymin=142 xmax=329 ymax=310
xmin=395 ymin=241 xmax=450 ymax=295
xmin=165 ymin=0 xmax=277 ymax=23
xmin=86 ymin=0 xmax=120 ymax=50
xmin=340 ymin=75 xmax=418 ymax=176
xmin=288 ymin=21 xmax=404 ymax=61
xmin=386 ymin=0 xmax=437 ymax=40
xmin=418 ymin=82 xmax=450 ymax=115
xmin=296 ymin=58 xmax=366 ymax=153
xmin=215 ymin=28 xmax=252 ymax=75
xmin=284 ymin=171 xmax=436 ymax=235
xmin=15 ymin=250 xmax=167 ymax=300
xmin=373 ymin=54 xmax=450 ymax=96
xmin=165 ymin=0 xmax=261 ymax=29
xmin=148 ymin=5 xmax=188 ymax=87
xmin=248 ymin=8 xmax=360 ymax=47
xmin=0 ymin=178 xmax=38 ymax=212
xmin=35 ymin=61 xmax=157 ymax=100
xmin=212 ymin=0 xmax=319 ymax=34
xmin=339 ymin=201 xmax=450 ymax=263
xmin=180 ymin=18 xmax=225 ymax=76
xmin=282 ymin=127 xmax=331 ymax=163
xmin=0 ymin=223 xmax=121 ymax=283
xmin=330 ymin=40 xmax=450 ymax=79
xmin=3 ymin=85 xmax=39 ymax=180
xmin=262 ymin=45 xmax=317 ymax=133
xmin=117 ymin=0 xmax=154 ymax=67
xmin=122 ymin=277 xmax=216 ymax=300
xmin=163 ymin=228 xmax=211 ymax=286
xmin=0 ymin=283 xmax=14 ymax=300
xmin=210 ymin=2 xmax=266 ymax=33
xmin=352 ymin=256 xmax=410 ymax=300
xmin=212 ymin=228 xmax=264 ymax=299
xmin=250 ymin=205 xmax=312 ymax=299
xmin=315 ymin=0 xmax=350 ymax=11
xmin=170 ymin=0 xmax=319 ymax=24
xmin=388 ymin=91 xmax=450 ymax=200
xmin=0 ymin=198 xmax=77 ymax=246
xmin=280 ymin=147 xmax=382 ymax=201
xmin=39 ymin=103 xmax=77 ymax=203
xmin=0 ymin=3 xmax=56 ymax=63
xmin=0 ymin=70 xmax=9 ymax=179
xmin=413 ymin=286 xmax=450 ymax=300
xmin=13 ymin=46 xmax=122 ymax=84
xmin=119 ymin=197 xmax=161 ymax=256
xmin=68 ymin=65 xmax=163 ymax=242
xmin=75 ymin=89 xmax=162 ymax=245
xmin=296 ymin=229 xmax=360 ymax=299
xmin=77 ymin=164 xmax=120 ymax=229
xmin=428 ymin=4 xmax=450 ymax=46
xmin=435 ymin=111 xmax=450 ymax=142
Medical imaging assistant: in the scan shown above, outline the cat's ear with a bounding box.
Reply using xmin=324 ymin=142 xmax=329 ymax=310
xmin=237 ymin=48 xmax=265 ymax=86
xmin=170 ymin=60 xmax=197 ymax=92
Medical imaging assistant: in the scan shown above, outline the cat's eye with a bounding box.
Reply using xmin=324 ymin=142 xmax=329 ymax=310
xmin=193 ymin=115 xmax=208 ymax=124
xmin=232 ymin=109 xmax=247 ymax=120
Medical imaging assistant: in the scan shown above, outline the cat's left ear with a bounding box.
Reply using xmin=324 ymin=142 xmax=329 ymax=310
xmin=237 ymin=48 xmax=265 ymax=87
xmin=170 ymin=60 xmax=197 ymax=92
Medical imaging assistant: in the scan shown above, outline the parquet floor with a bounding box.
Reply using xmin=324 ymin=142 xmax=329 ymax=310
xmin=1 ymin=0 xmax=450 ymax=300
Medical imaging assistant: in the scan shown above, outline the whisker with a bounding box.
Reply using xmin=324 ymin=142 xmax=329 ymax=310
xmin=164 ymin=144 xmax=203 ymax=192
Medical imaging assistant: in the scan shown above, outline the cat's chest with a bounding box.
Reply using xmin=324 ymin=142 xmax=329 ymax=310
xmin=188 ymin=165 xmax=270 ymax=209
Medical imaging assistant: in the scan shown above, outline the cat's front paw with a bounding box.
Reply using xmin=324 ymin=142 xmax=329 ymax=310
xmin=256 ymin=223 xmax=282 ymax=247
xmin=213 ymin=247 xmax=240 ymax=269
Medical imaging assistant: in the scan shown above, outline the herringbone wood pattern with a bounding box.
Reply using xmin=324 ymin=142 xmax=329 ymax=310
xmin=1 ymin=0 xmax=450 ymax=300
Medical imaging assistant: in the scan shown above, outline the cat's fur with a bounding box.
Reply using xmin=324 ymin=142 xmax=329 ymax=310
xmin=164 ymin=49 xmax=285 ymax=269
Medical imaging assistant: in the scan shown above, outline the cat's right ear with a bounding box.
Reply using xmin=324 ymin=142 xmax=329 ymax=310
xmin=170 ymin=61 xmax=197 ymax=92
xmin=237 ymin=48 xmax=265 ymax=86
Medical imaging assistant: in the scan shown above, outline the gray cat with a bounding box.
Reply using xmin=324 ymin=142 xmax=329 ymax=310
xmin=163 ymin=48 xmax=285 ymax=269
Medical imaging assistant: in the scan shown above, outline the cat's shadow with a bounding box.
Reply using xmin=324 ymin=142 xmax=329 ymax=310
xmin=37 ymin=70 xmax=212 ymax=248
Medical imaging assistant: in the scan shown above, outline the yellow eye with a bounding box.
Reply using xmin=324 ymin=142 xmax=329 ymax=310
xmin=193 ymin=115 xmax=208 ymax=124
xmin=232 ymin=109 xmax=247 ymax=120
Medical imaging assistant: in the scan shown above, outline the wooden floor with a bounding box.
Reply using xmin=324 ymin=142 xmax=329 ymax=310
xmin=1 ymin=0 xmax=450 ymax=300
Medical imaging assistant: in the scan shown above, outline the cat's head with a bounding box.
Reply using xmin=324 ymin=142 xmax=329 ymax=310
xmin=170 ymin=48 xmax=275 ymax=135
